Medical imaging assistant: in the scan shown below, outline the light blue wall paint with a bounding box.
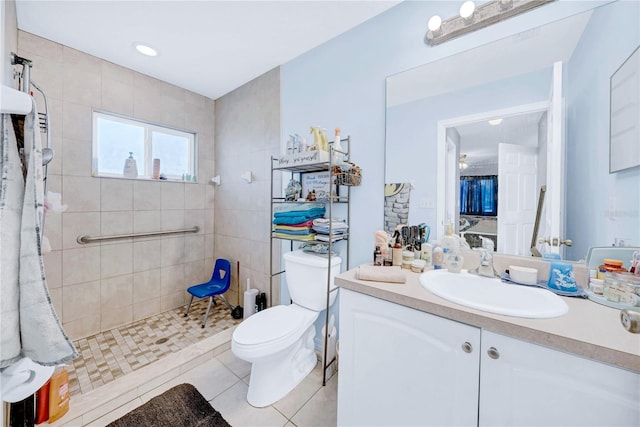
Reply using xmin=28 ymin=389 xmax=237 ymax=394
xmin=565 ymin=1 xmax=640 ymax=260
xmin=280 ymin=0 xmax=611 ymax=347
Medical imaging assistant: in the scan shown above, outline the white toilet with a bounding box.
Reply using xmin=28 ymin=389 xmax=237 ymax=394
xmin=231 ymin=250 xmax=341 ymax=407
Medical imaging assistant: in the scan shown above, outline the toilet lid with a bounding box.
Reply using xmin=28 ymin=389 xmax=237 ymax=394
xmin=234 ymin=305 xmax=314 ymax=346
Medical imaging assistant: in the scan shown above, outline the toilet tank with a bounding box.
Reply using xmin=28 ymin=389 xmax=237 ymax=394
xmin=283 ymin=250 xmax=342 ymax=311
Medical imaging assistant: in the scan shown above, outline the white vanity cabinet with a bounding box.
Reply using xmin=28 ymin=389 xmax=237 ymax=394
xmin=338 ymin=288 xmax=640 ymax=427
xmin=479 ymin=330 xmax=640 ymax=426
xmin=338 ymin=288 xmax=481 ymax=426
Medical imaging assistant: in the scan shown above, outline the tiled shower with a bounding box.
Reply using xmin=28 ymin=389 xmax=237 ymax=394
xmin=18 ymin=31 xmax=216 ymax=340
xmin=19 ymin=29 xmax=281 ymax=343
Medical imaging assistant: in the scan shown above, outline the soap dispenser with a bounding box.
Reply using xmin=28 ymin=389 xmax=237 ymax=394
xmin=123 ymin=152 xmax=138 ymax=178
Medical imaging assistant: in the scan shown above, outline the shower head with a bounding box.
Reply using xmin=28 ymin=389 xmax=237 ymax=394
xmin=42 ymin=148 xmax=54 ymax=166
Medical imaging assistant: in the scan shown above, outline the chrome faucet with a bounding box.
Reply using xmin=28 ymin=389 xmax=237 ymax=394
xmin=470 ymin=248 xmax=496 ymax=278
xmin=469 ymin=236 xmax=497 ymax=277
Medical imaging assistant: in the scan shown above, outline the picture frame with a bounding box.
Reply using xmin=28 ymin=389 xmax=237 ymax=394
xmin=301 ymin=171 xmax=332 ymax=201
xmin=610 ymin=45 xmax=640 ymax=173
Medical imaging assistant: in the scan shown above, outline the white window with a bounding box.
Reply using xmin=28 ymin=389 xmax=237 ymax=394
xmin=92 ymin=111 xmax=197 ymax=181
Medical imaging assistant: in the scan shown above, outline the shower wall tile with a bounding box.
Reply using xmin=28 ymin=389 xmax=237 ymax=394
xmin=101 ymin=274 xmax=133 ymax=309
xmin=64 ymin=315 xmax=101 ymax=341
xmin=63 ymin=246 xmax=101 ymax=285
xmin=133 ymin=240 xmax=162 ymax=272
xmin=101 ymin=61 xmax=134 ymax=86
xmin=161 ymin=210 xmax=185 ymax=231
xmin=43 ymin=250 xmax=62 ymax=289
xmin=133 ymin=181 xmax=161 ymax=210
xmin=62 ymin=211 xmax=100 ymax=249
xmin=160 ymin=265 xmax=184 ymax=296
xmin=161 ymin=236 xmax=185 ymax=267
xmin=185 ymin=184 xmax=205 ymax=210
xmin=62 ymin=280 xmax=101 ymax=322
xmin=133 ymin=298 xmax=161 ymax=322
xmin=184 ymin=209 xmax=205 ymax=234
xmin=101 ymin=78 xmax=134 ymax=116
xmin=162 ymin=291 xmax=186 ymax=311
xmin=132 ymin=268 xmax=161 ymax=302
xmin=61 ymin=137 xmax=92 ymax=177
xmin=101 ymin=305 xmax=133 ymax=331
xmin=64 ymin=68 xmax=101 ymax=106
xmin=62 ymin=101 xmax=92 ymax=141
xmin=101 ymin=242 xmax=133 ymax=279
xmin=62 ymin=46 xmax=101 ymax=75
xmin=161 ymin=95 xmax=185 ymax=129
xmin=133 ymin=210 xmax=161 ymax=234
xmin=19 ymin=31 xmax=216 ymax=339
xmin=184 ymin=234 xmax=205 ymax=263
xmin=63 ymin=175 xmax=100 ymax=212
xmin=101 ymin=179 xmax=133 ymax=211
xmin=161 ymin=182 xmax=185 ymax=210
xmin=18 ymin=31 xmax=63 ymax=61
xmin=184 ymin=259 xmax=207 ymax=286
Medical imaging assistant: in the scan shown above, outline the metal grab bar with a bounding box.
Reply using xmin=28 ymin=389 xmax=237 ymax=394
xmin=77 ymin=226 xmax=199 ymax=244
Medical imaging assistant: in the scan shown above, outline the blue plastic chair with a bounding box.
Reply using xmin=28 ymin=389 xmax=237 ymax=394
xmin=184 ymin=258 xmax=233 ymax=328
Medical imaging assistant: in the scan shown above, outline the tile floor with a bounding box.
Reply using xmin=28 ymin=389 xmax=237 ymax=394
xmin=68 ymin=299 xmax=241 ymax=396
xmin=60 ymin=299 xmax=338 ymax=426
xmin=93 ymin=349 xmax=338 ymax=427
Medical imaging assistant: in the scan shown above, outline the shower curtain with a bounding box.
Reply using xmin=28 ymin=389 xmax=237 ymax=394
xmin=0 ymin=101 xmax=77 ymax=368
xmin=460 ymin=175 xmax=498 ymax=216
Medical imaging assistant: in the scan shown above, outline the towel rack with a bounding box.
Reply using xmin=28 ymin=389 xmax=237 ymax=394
xmin=77 ymin=226 xmax=200 ymax=244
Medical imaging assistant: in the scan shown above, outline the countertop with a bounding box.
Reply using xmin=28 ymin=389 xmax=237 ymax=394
xmin=336 ymin=267 xmax=640 ymax=373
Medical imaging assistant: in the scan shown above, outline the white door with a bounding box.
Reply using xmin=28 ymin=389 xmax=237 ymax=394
xmin=338 ymin=289 xmax=480 ymax=427
xmin=479 ymin=331 xmax=640 ymax=426
xmin=540 ymin=61 xmax=567 ymax=256
xmin=497 ymin=143 xmax=537 ymax=256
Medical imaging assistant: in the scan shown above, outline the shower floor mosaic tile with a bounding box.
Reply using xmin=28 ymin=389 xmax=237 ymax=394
xmin=67 ymin=299 xmax=241 ymax=396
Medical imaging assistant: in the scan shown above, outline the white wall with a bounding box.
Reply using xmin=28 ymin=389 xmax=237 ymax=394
xmin=565 ymin=1 xmax=640 ymax=259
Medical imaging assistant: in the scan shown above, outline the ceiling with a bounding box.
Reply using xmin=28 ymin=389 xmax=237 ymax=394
xmin=15 ymin=0 xmax=401 ymax=100
xmin=457 ymin=110 xmax=546 ymax=167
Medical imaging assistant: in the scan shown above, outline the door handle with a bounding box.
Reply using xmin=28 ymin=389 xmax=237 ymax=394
xmin=461 ymin=342 xmax=473 ymax=353
xmin=560 ymin=239 xmax=573 ymax=247
xmin=487 ymin=347 xmax=500 ymax=359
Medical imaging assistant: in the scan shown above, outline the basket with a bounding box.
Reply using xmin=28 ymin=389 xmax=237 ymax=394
xmin=332 ymin=162 xmax=362 ymax=187
xmin=334 ymin=171 xmax=361 ymax=186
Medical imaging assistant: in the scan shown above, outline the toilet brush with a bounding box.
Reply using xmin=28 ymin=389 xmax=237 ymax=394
xmin=231 ymin=260 xmax=244 ymax=319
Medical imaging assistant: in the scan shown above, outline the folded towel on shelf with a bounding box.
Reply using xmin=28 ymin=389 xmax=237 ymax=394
xmin=273 ymin=203 xmax=326 ymax=215
xmin=274 ymin=214 xmax=324 ymax=225
xmin=356 ymin=265 xmax=406 ymax=284
xmin=312 ymin=218 xmax=348 ymax=235
xmin=274 ymin=219 xmax=314 ymax=228
xmin=272 ymin=227 xmax=314 ymax=236
xmin=273 ymin=232 xmax=316 ymax=241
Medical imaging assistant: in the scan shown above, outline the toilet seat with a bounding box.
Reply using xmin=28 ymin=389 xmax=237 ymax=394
xmin=232 ymin=305 xmax=317 ymax=358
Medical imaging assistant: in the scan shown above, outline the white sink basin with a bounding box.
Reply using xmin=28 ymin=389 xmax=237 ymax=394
xmin=419 ymin=269 xmax=568 ymax=318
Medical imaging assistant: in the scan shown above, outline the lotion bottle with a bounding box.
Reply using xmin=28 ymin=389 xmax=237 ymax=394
xmin=123 ymin=152 xmax=138 ymax=178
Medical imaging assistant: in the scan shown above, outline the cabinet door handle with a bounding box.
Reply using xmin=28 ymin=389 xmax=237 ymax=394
xmin=461 ymin=342 xmax=473 ymax=353
xmin=487 ymin=347 xmax=500 ymax=359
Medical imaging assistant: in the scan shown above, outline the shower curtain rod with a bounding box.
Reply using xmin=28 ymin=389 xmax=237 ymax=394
xmin=77 ymin=226 xmax=200 ymax=244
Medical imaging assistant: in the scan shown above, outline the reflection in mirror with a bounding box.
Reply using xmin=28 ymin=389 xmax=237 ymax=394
xmin=385 ymin=1 xmax=640 ymax=261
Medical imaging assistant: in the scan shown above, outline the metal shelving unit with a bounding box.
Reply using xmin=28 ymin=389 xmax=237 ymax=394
xmin=269 ymin=137 xmax=351 ymax=386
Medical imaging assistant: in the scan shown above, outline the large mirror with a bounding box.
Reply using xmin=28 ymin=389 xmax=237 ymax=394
xmin=385 ymin=1 xmax=639 ymax=261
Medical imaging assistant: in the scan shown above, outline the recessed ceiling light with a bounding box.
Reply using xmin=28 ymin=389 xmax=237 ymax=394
xmin=134 ymin=43 xmax=158 ymax=57
xmin=488 ymin=118 xmax=503 ymax=126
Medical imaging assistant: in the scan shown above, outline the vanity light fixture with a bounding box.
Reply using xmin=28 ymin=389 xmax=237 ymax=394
xmin=488 ymin=118 xmax=503 ymax=126
xmin=425 ymin=0 xmax=555 ymax=46
xmin=459 ymin=1 xmax=476 ymax=24
xmin=134 ymin=43 xmax=158 ymax=57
